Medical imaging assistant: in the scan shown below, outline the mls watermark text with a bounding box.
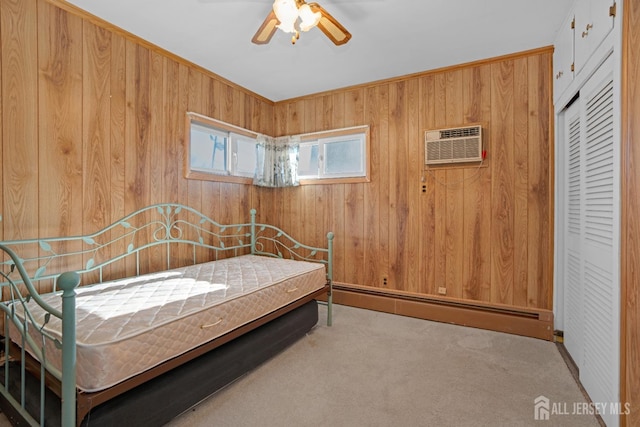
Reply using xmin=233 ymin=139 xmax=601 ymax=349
xmin=534 ymin=395 xmax=630 ymax=421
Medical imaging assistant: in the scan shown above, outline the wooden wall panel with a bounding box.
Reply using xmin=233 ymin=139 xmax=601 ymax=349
xmin=344 ymin=89 xmax=365 ymax=286
xmin=107 ymin=32 xmax=126 ymax=279
xmin=363 ymin=86 xmax=382 ymax=288
xmin=186 ymin=68 xmax=204 ymax=231
xmin=147 ymin=50 xmax=167 ymax=270
xmin=419 ymin=75 xmax=436 ymax=296
xmin=0 ymin=0 xmax=274 ymax=280
xmin=202 ymin=78 xmax=221 ymax=230
xmin=1 ymin=0 xmax=39 ymax=240
xmin=124 ymin=42 xmax=151 ymax=275
xmin=37 ymin=2 xmax=84 ymax=291
xmin=444 ymin=70 xmax=465 ymax=299
xmin=148 ymin=51 xmax=165 ymax=206
xmin=162 ymin=59 xmax=189 ymax=264
xmin=406 ymin=78 xmax=421 ymax=293
xmin=37 ymin=2 xmax=84 ymax=232
xmin=162 ymin=58 xmax=181 ymax=205
xmin=176 ymin=64 xmax=191 ymax=206
xmin=513 ymin=57 xmax=529 ymax=308
xmin=327 ymin=93 xmax=347 ymax=282
xmin=270 ymin=49 xmax=553 ymax=311
xmin=82 ymin=21 xmax=111 ymax=282
xmin=527 ymin=53 xmax=552 ymax=309
xmin=432 ymin=73 xmax=448 ymax=296
xmin=622 ymin=0 xmax=640 ymax=424
xmin=490 ymin=59 xmax=515 ymax=306
xmin=461 ymin=65 xmax=491 ymax=302
xmin=298 ymin=98 xmax=317 ymax=249
xmin=379 ymin=85 xmax=391 ymax=290
xmin=173 ymin=63 xmax=193 ymax=266
xmin=83 ymin=22 xmax=111 ymax=234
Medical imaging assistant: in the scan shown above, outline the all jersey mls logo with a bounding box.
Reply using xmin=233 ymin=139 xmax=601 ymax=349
xmin=534 ymin=395 xmax=631 ymax=420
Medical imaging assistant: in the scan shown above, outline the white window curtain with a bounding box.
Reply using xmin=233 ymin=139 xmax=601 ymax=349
xmin=254 ymin=135 xmax=300 ymax=187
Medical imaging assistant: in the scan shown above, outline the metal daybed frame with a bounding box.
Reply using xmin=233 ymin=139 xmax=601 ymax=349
xmin=0 ymin=204 xmax=333 ymax=426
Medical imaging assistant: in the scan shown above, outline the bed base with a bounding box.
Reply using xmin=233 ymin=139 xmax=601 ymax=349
xmin=75 ymin=287 xmax=327 ymax=423
xmin=0 ymin=204 xmax=334 ymax=427
xmin=1 ymin=299 xmax=320 ymax=426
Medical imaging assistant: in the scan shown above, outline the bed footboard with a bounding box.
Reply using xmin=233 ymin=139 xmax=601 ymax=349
xmin=0 ymin=245 xmax=80 ymax=426
xmin=0 ymin=204 xmax=333 ymax=426
xmin=249 ymin=209 xmax=334 ymax=326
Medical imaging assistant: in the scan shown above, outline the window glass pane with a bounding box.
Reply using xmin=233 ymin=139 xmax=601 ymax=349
xmin=190 ymin=124 xmax=227 ymax=173
xmin=235 ymin=136 xmax=257 ymax=177
xmin=298 ymin=143 xmax=319 ymax=177
xmin=324 ymin=138 xmax=364 ymax=175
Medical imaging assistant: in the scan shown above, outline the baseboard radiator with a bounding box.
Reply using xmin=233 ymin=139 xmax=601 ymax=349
xmin=327 ymin=283 xmax=554 ymax=341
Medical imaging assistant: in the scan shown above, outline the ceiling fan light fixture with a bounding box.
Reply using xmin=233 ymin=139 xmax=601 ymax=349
xmin=273 ymin=0 xmax=298 ymax=33
xmin=253 ymin=0 xmax=350 ymax=46
xmin=298 ymin=4 xmax=321 ymax=32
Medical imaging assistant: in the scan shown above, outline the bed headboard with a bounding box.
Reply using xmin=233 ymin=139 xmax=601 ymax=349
xmin=0 ymin=203 xmax=333 ymax=296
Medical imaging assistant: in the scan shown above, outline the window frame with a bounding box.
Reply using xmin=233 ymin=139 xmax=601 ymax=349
xmin=185 ymin=112 xmax=258 ymax=184
xmin=297 ymin=126 xmax=370 ymax=185
xmin=185 ymin=112 xmax=370 ymax=186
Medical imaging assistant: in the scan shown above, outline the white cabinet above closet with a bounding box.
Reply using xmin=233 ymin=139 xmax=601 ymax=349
xmin=574 ymin=0 xmax=616 ymax=73
xmin=553 ymin=0 xmax=616 ymax=103
xmin=553 ymin=11 xmax=575 ymax=102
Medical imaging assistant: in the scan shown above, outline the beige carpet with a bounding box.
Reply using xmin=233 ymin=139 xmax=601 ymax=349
xmin=165 ymin=304 xmax=600 ymax=427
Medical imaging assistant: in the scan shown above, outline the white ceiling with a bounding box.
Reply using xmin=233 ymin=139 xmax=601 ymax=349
xmin=65 ymin=0 xmax=574 ymax=102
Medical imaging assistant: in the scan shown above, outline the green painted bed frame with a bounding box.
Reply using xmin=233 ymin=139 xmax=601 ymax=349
xmin=0 ymin=204 xmax=333 ymax=427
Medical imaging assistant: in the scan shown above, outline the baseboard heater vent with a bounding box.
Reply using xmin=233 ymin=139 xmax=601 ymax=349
xmin=331 ymin=283 xmax=553 ymax=340
xmin=333 ymin=284 xmax=539 ymax=319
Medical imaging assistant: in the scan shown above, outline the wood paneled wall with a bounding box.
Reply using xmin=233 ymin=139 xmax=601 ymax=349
xmin=622 ymin=0 xmax=640 ymax=424
xmin=0 ymin=0 xmax=273 ymax=257
xmin=1 ymin=0 xmax=553 ymax=313
xmin=261 ymin=49 xmax=553 ymax=311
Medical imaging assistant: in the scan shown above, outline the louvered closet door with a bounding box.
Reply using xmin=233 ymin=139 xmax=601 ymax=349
xmin=563 ymin=100 xmax=583 ymax=369
xmin=560 ymin=54 xmax=619 ymax=427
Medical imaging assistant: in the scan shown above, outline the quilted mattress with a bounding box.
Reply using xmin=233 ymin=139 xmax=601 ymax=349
xmin=10 ymin=255 xmax=326 ymax=392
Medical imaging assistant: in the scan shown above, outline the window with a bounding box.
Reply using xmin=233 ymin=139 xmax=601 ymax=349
xmin=185 ymin=113 xmax=257 ymax=184
xmin=189 ymin=123 xmax=228 ymax=174
xmin=185 ymin=112 xmax=369 ymax=186
xmin=231 ymin=133 xmax=258 ymax=178
xmin=298 ymin=126 xmax=369 ymax=184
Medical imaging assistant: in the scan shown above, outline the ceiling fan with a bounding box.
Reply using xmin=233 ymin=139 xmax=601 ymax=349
xmin=252 ymin=0 xmax=351 ymax=46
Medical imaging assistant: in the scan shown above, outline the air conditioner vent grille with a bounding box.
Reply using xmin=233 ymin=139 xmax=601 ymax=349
xmin=425 ymin=125 xmax=483 ymax=165
xmin=439 ymin=126 xmax=480 ymax=139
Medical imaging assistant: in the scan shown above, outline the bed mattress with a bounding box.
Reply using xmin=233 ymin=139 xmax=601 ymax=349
xmin=10 ymin=254 xmax=326 ymax=392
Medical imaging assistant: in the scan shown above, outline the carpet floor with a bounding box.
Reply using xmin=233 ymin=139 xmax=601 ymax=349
xmin=166 ymin=304 xmax=601 ymax=427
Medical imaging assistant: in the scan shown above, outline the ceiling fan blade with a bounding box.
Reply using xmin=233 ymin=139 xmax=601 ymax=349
xmin=252 ymin=9 xmax=279 ymax=44
xmin=309 ymin=2 xmax=351 ymax=45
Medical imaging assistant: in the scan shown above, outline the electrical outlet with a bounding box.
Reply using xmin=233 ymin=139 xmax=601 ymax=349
xmin=383 ymin=277 xmax=388 ymax=286
xmin=438 ymin=287 xmax=447 ymax=295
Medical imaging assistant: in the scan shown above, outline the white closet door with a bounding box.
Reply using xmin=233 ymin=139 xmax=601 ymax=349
xmin=579 ymin=55 xmax=618 ymax=426
xmin=559 ymin=54 xmax=619 ymax=427
xmin=563 ymin=100 xmax=583 ymax=368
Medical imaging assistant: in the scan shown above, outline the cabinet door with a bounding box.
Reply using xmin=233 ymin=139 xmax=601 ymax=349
xmin=553 ymin=11 xmax=575 ymax=102
xmin=574 ymin=0 xmax=615 ymax=74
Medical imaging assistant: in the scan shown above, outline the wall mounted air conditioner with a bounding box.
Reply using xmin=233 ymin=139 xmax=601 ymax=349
xmin=424 ymin=125 xmax=483 ymax=165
